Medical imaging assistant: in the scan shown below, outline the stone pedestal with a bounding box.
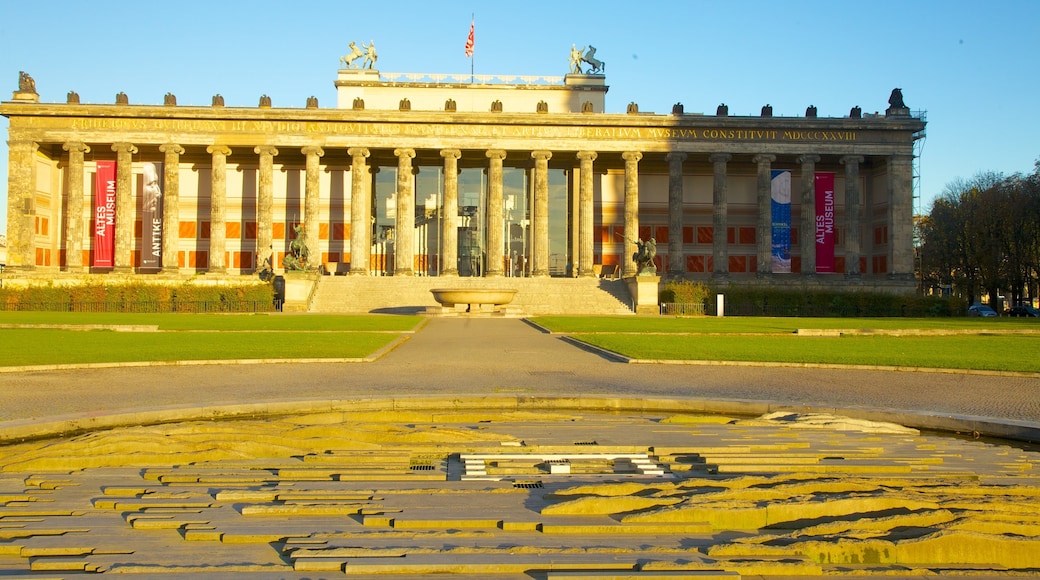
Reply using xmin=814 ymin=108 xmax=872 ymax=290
xmin=280 ymin=272 xmax=320 ymax=312
xmin=625 ymin=275 xmax=661 ymax=315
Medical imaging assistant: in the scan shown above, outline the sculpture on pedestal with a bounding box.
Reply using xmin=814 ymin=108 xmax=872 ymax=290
xmin=569 ymin=45 xmax=585 ymax=73
xmin=17 ymin=71 xmax=37 ymax=94
xmin=341 ymin=41 xmax=364 ymax=69
xmin=569 ymin=45 xmax=605 ymax=74
xmin=888 ymin=88 xmax=906 ymax=109
xmin=283 ymin=224 xmax=310 ymax=272
xmin=633 ymin=238 xmax=657 ymax=276
xmin=581 ymin=46 xmax=604 ymax=74
xmin=362 ymin=41 xmax=378 ymax=69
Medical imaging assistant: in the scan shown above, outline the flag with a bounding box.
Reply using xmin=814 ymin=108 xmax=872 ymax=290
xmin=465 ymin=20 xmax=474 ymax=57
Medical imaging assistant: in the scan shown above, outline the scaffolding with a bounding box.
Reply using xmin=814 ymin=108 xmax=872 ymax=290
xmin=911 ymin=110 xmax=928 ymax=292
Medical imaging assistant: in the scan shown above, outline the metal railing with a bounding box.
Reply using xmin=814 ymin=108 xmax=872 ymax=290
xmin=660 ymin=303 xmax=705 ymax=316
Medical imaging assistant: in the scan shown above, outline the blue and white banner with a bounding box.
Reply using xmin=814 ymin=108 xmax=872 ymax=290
xmin=770 ymin=169 xmax=792 ymax=273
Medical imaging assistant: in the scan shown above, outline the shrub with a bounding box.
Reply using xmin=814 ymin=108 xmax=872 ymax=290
xmin=660 ymin=280 xmax=711 ymax=305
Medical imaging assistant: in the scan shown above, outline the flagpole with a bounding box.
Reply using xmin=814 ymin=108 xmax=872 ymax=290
xmin=470 ymin=14 xmax=475 ymax=84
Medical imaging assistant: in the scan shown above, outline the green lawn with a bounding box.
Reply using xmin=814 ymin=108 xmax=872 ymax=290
xmin=532 ymin=316 xmax=1040 ymax=373
xmin=0 ymin=313 xmax=422 ymax=366
xmin=3 ymin=312 xmax=1038 ymax=373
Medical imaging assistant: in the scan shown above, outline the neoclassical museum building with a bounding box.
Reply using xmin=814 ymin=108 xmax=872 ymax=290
xmin=2 ymin=52 xmax=925 ymax=312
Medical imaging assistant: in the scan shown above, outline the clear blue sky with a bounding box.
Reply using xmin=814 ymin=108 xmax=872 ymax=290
xmin=2 ymin=0 xmax=1038 ymax=233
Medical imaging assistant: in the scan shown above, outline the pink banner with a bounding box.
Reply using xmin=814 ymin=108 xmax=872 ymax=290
xmin=814 ymin=172 xmax=835 ymax=273
xmin=93 ymin=161 xmax=116 ymax=268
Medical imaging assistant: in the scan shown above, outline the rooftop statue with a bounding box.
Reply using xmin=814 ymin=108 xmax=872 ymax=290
xmin=340 ymin=41 xmax=364 ymax=69
xmin=888 ymin=87 xmax=906 ymax=109
xmin=569 ymin=44 xmax=585 ymax=74
xmin=362 ymin=41 xmax=378 ymax=69
xmin=17 ymin=71 xmax=37 ymax=94
xmin=581 ymin=45 xmax=604 ymax=74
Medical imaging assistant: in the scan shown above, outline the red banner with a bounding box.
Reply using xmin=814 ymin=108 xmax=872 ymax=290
xmin=139 ymin=162 xmax=164 ymax=272
xmin=814 ymin=172 xmax=835 ymax=273
xmin=93 ymin=161 xmax=116 ymax=268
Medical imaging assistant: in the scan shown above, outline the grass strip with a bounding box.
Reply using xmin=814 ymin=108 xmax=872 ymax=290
xmin=533 ymin=315 xmax=1039 ymax=334
xmin=0 ymin=329 xmax=400 ymax=366
xmin=573 ymin=333 xmax=1040 ymax=373
xmin=0 ymin=312 xmax=422 ymax=332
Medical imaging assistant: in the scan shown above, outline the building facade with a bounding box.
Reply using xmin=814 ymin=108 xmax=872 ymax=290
xmin=2 ymin=64 xmax=925 ymax=295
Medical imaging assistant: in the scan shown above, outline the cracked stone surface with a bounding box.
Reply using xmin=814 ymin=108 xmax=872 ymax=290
xmin=1 ymin=409 xmax=1037 ymax=578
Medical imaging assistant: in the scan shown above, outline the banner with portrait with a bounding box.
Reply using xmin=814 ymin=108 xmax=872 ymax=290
xmin=815 ymin=172 xmax=836 ymax=273
xmin=139 ymin=162 xmax=164 ymax=271
xmin=93 ymin=161 xmax=116 ymax=268
xmin=770 ymin=169 xmax=792 ymax=273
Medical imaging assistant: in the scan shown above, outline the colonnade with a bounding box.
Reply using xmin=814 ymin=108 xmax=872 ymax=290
xmin=8 ymin=139 xmax=912 ymax=279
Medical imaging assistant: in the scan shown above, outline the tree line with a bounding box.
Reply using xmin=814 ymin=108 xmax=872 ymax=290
xmin=918 ymin=158 xmax=1040 ymax=309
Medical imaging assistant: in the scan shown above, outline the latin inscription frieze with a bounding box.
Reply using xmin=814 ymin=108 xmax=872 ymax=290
xmin=9 ymin=115 xmax=879 ymax=145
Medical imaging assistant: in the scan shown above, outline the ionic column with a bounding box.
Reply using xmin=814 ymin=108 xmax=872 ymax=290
xmin=622 ymin=151 xmax=642 ymax=277
xmin=5 ymin=140 xmax=37 ymax=270
xmin=798 ymin=154 xmax=820 ymax=274
xmin=754 ymin=154 xmax=776 ymax=275
xmin=577 ymin=150 xmax=597 ymax=277
xmin=888 ymin=153 xmax=915 ymax=277
xmin=666 ymin=152 xmax=687 ymax=277
xmin=254 ymin=145 xmax=278 ymax=273
xmin=206 ymin=145 xmax=231 ymax=273
xmin=394 ymin=148 xmax=416 ymax=276
xmin=348 ymin=147 xmax=371 ymax=275
xmin=159 ymin=143 xmax=184 ymax=273
xmin=440 ymin=149 xmax=461 ymax=276
xmin=63 ymin=141 xmax=91 ymax=272
xmin=111 ymin=142 xmax=138 ymax=272
xmin=531 ymin=150 xmax=552 ymax=277
xmin=710 ymin=153 xmax=731 ymax=277
xmin=842 ymin=155 xmax=864 ymax=276
xmin=486 ymin=149 xmax=507 ymax=277
xmin=302 ymin=145 xmax=325 ymax=266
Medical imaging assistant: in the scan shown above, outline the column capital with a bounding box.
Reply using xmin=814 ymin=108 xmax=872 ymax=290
xmin=394 ymin=147 xmax=416 ymax=159
xmin=111 ymin=142 xmax=138 ymax=155
xmin=348 ymin=147 xmax=370 ymax=159
xmin=752 ymin=153 xmax=776 ymax=165
xmin=531 ymin=150 xmax=553 ymax=161
xmin=621 ymin=151 xmax=643 ymax=163
xmin=301 ymin=145 xmax=325 ymax=157
xmin=207 ymin=145 xmax=232 ymax=156
xmin=62 ymin=141 xmax=90 ymax=154
xmin=254 ymin=145 xmax=279 ymax=157
xmin=840 ymin=155 xmax=864 ymax=165
xmin=709 ymin=152 xmax=731 ymax=164
xmin=576 ymin=150 xmax=598 ymax=162
xmin=665 ymin=151 xmax=687 ymax=163
xmin=159 ymin=143 xmax=185 ymax=155
xmin=798 ymin=154 xmax=820 ymax=165
xmin=440 ymin=148 xmax=461 ymax=160
xmin=486 ymin=149 xmax=507 ymax=160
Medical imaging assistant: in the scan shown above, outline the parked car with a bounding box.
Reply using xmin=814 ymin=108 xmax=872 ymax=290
xmin=1006 ymin=305 xmax=1040 ymax=317
xmin=967 ymin=304 xmax=998 ymax=317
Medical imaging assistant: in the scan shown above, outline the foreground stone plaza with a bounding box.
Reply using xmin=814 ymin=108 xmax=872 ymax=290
xmin=1 ymin=317 xmax=1039 ymax=578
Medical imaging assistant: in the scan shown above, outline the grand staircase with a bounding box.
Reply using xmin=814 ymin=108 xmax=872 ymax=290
xmin=308 ymin=275 xmax=636 ymax=315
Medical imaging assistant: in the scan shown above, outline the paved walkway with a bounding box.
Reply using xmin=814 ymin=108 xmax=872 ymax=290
xmin=2 ymin=317 xmax=1039 ymax=440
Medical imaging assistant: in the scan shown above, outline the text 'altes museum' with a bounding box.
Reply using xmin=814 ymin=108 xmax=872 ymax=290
xmin=1 ymin=48 xmax=926 ymax=313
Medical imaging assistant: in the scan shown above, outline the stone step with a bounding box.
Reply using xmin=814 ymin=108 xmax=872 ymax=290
xmin=308 ymin=275 xmax=638 ymax=315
